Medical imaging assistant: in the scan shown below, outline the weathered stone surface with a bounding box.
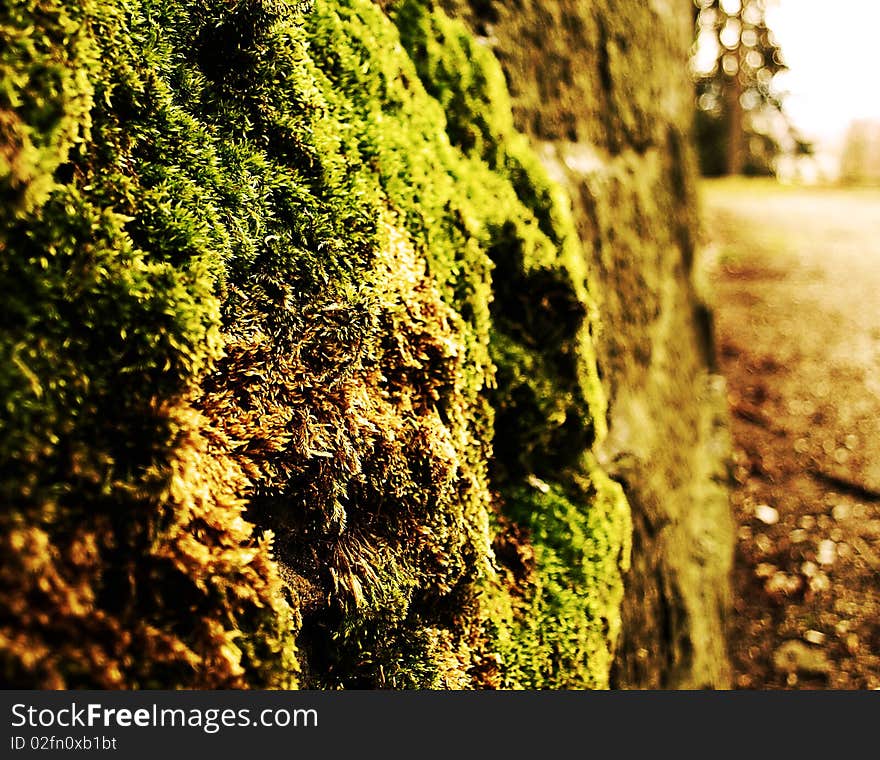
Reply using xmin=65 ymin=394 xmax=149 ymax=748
xmin=442 ymin=0 xmax=735 ymax=688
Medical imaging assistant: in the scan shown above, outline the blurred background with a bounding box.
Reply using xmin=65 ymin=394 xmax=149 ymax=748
xmin=693 ymin=0 xmax=880 ymax=184
xmin=693 ymin=0 xmax=880 ymax=689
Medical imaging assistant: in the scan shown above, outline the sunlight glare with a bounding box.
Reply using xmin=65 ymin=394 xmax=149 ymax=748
xmin=766 ymin=0 xmax=880 ymax=140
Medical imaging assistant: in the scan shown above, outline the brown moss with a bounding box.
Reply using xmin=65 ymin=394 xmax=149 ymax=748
xmin=0 ymin=399 xmax=297 ymax=688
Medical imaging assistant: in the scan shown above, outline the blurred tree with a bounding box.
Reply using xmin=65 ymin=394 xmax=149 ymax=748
xmin=839 ymin=120 xmax=880 ymax=185
xmin=691 ymin=0 xmax=810 ymax=176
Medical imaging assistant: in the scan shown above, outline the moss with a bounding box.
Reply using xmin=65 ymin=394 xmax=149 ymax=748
xmin=444 ymin=0 xmax=732 ymax=687
xmin=437 ymin=0 xmax=692 ymax=154
xmin=480 ymin=467 xmax=630 ymax=689
xmin=0 ymin=0 xmax=98 ymax=217
xmin=387 ymin=1 xmax=629 ymax=687
xmin=2 ymin=0 xmax=634 ymax=689
xmin=1 ymin=0 xmax=299 ymax=688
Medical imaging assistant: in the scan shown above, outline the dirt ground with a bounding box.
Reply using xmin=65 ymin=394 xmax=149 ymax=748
xmin=702 ymin=179 xmax=880 ymax=690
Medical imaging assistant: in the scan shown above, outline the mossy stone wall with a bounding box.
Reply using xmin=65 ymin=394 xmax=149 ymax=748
xmin=440 ymin=0 xmax=734 ymax=688
xmin=1 ymin=0 xmax=731 ymax=689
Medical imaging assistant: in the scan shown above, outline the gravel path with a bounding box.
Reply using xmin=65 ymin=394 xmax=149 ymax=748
xmin=703 ymin=180 xmax=880 ymax=689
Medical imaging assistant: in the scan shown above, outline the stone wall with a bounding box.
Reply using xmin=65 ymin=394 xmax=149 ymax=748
xmin=439 ymin=0 xmax=735 ymax=687
xmin=0 ymin=0 xmax=732 ymax=689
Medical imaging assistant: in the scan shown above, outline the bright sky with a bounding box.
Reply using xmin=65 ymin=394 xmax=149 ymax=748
xmin=766 ymin=0 xmax=880 ymax=142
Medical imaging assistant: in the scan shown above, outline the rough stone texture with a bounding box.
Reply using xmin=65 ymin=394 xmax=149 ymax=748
xmin=441 ymin=0 xmax=735 ymax=688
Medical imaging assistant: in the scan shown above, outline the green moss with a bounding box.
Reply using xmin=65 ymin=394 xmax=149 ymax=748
xmin=2 ymin=0 xmax=632 ymax=689
xmin=1 ymin=0 xmax=298 ymax=688
xmin=0 ymin=0 xmax=98 ymax=217
xmin=484 ymin=467 xmax=630 ymax=689
xmin=389 ymin=1 xmax=629 ymax=687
